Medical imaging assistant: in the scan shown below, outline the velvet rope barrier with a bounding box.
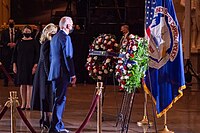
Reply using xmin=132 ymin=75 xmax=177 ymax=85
xmin=75 ymin=93 xmax=100 ymax=133
xmin=16 ymin=106 xmax=36 ymax=133
xmin=0 ymin=105 xmax=8 ymax=120
xmin=0 ymin=63 xmax=14 ymax=82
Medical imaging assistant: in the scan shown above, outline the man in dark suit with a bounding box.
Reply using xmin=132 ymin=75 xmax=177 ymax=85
xmin=48 ymin=16 xmax=76 ymax=133
xmin=1 ymin=18 xmax=22 ymax=86
xmin=119 ymin=24 xmax=130 ymax=47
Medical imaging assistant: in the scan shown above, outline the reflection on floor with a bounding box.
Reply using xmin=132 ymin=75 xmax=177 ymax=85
xmin=0 ymin=81 xmax=200 ymax=133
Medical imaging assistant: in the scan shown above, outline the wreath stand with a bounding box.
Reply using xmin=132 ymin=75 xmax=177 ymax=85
xmin=115 ymin=88 xmax=136 ymax=133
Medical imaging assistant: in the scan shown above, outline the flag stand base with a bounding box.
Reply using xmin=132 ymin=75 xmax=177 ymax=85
xmin=158 ymin=125 xmax=174 ymax=133
xmin=137 ymin=116 xmax=153 ymax=126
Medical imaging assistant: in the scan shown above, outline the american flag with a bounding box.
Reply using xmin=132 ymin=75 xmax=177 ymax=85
xmin=145 ymin=0 xmax=156 ymax=37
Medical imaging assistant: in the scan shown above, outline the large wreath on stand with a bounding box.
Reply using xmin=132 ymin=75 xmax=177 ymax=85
xmin=115 ymin=34 xmax=149 ymax=93
xmin=86 ymin=34 xmax=120 ymax=81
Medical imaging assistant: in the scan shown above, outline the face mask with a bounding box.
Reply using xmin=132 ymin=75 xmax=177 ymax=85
xmin=69 ymin=27 xmax=74 ymax=34
xmin=9 ymin=23 xmax=14 ymax=28
xmin=23 ymin=33 xmax=31 ymax=38
xmin=51 ymin=34 xmax=56 ymax=38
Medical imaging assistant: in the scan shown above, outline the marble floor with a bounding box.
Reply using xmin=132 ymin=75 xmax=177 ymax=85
xmin=0 ymin=80 xmax=200 ymax=133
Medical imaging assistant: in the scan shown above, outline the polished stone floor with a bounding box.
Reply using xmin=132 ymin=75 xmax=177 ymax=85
xmin=0 ymin=80 xmax=200 ymax=133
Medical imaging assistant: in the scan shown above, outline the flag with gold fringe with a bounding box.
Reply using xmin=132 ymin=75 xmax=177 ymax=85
xmin=144 ymin=0 xmax=186 ymax=118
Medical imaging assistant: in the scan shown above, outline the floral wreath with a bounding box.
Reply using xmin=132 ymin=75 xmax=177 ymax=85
xmin=115 ymin=34 xmax=149 ymax=92
xmin=86 ymin=34 xmax=120 ymax=81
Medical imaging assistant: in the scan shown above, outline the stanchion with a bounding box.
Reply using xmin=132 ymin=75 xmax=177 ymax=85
xmin=9 ymin=91 xmax=20 ymax=133
xmin=137 ymin=92 xmax=153 ymax=126
xmin=96 ymin=82 xmax=103 ymax=133
xmin=0 ymin=91 xmax=36 ymax=133
xmin=75 ymin=83 xmax=102 ymax=133
xmin=158 ymin=113 xmax=174 ymax=133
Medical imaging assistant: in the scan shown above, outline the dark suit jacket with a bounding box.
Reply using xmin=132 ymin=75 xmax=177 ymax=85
xmin=1 ymin=28 xmax=22 ymax=48
xmin=1 ymin=28 xmax=22 ymax=56
xmin=48 ymin=30 xmax=75 ymax=81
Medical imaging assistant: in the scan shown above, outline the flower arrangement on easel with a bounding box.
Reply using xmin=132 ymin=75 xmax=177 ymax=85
xmin=85 ymin=34 xmax=120 ymax=81
xmin=115 ymin=34 xmax=149 ymax=93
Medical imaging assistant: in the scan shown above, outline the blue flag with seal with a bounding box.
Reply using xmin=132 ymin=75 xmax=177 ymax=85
xmin=144 ymin=0 xmax=186 ymax=118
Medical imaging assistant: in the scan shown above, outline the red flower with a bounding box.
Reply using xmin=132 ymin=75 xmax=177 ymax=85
xmin=130 ymin=54 xmax=134 ymax=58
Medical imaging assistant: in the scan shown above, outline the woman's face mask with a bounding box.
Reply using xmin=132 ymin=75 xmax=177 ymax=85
xmin=23 ymin=33 xmax=32 ymax=38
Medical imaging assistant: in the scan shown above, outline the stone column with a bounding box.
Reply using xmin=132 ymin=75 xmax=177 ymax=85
xmin=0 ymin=0 xmax=10 ymax=26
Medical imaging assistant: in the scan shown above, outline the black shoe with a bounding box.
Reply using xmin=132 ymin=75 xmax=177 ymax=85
xmin=25 ymin=108 xmax=30 ymax=110
xmin=39 ymin=118 xmax=44 ymax=128
xmin=21 ymin=107 xmax=26 ymax=110
xmin=43 ymin=119 xmax=50 ymax=129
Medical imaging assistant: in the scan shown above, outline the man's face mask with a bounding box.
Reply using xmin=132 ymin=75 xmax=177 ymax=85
xmin=9 ymin=23 xmax=14 ymax=28
xmin=69 ymin=27 xmax=74 ymax=34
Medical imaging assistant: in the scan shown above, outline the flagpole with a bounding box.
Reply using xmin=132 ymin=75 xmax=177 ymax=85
xmin=137 ymin=0 xmax=153 ymax=126
xmin=137 ymin=92 xmax=153 ymax=127
xmin=158 ymin=113 xmax=174 ymax=133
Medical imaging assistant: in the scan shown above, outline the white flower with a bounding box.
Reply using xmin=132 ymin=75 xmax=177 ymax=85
xmin=129 ymin=34 xmax=134 ymax=39
xmin=93 ymin=69 xmax=97 ymax=73
xmin=107 ymin=49 xmax=112 ymax=52
xmin=116 ymin=71 xmax=119 ymax=75
xmin=123 ymin=70 xmax=127 ymax=74
xmin=95 ymin=45 xmax=99 ymax=49
xmin=104 ymin=40 xmax=107 ymax=44
xmin=124 ymin=76 xmax=129 ymax=79
xmin=87 ymin=57 xmax=92 ymax=62
xmin=127 ymin=63 xmax=132 ymax=68
xmin=104 ymin=69 xmax=108 ymax=74
xmin=122 ymin=52 xmax=126 ymax=55
xmin=106 ymin=58 xmax=111 ymax=63
xmin=102 ymin=66 xmax=105 ymax=70
xmin=87 ymin=66 xmax=90 ymax=71
xmin=99 ymin=71 xmax=103 ymax=74
xmin=126 ymin=53 xmax=130 ymax=59
xmin=110 ymin=69 xmax=113 ymax=72
xmin=132 ymin=45 xmax=137 ymax=51
xmin=111 ymin=38 xmax=115 ymax=42
xmin=98 ymin=38 xmax=102 ymax=42
xmin=114 ymin=43 xmax=119 ymax=47
xmin=107 ymin=41 xmax=112 ymax=45
xmin=93 ymin=56 xmax=98 ymax=60
xmin=116 ymin=65 xmax=119 ymax=69
xmin=118 ymin=60 xmax=123 ymax=64
xmin=100 ymin=44 xmax=104 ymax=48
xmin=120 ymin=65 xmax=123 ymax=69
xmin=121 ymin=84 xmax=124 ymax=88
